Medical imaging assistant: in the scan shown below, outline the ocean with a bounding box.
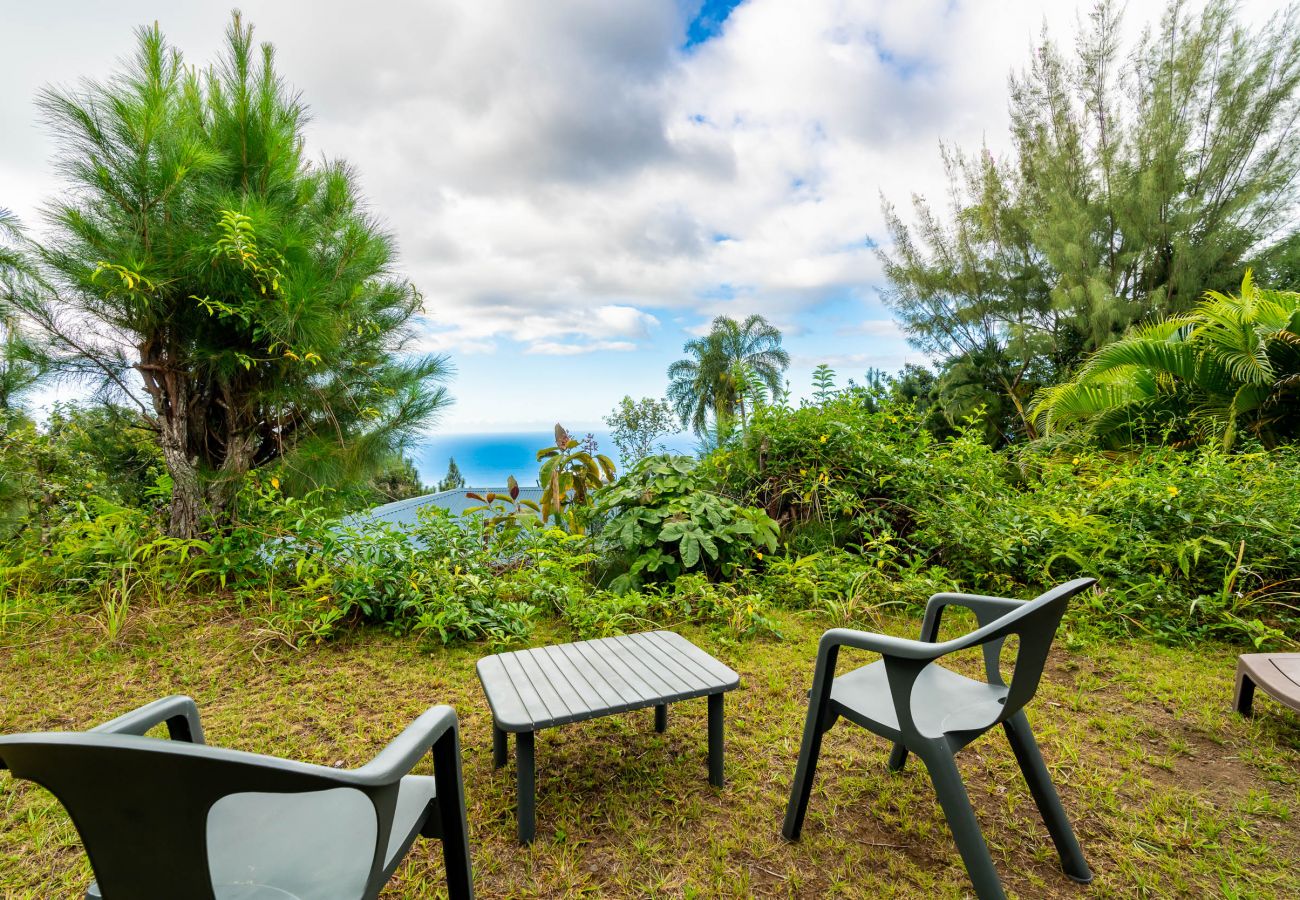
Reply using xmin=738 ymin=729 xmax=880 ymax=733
xmin=412 ymin=430 xmax=696 ymax=488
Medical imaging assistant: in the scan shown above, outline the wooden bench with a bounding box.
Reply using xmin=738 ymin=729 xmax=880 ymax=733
xmin=1234 ymin=653 xmax=1300 ymax=717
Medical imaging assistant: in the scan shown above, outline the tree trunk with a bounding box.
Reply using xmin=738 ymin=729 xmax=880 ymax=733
xmin=158 ymin=398 xmax=204 ymax=538
xmin=209 ymin=430 xmax=257 ymax=526
xmin=138 ymin=337 xmax=208 ymax=539
xmin=140 ymin=348 xmax=268 ymax=538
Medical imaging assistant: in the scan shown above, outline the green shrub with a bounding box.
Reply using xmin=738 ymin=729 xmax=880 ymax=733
xmin=598 ymin=455 xmax=778 ymax=593
xmin=706 ymin=391 xmax=937 ymax=552
xmin=915 ymin=444 xmax=1300 ymax=646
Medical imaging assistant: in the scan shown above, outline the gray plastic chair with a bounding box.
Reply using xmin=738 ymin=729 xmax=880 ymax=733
xmin=782 ymin=578 xmax=1096 ymax=900
xmin=0 ymin=695 xmax=474 ymax=900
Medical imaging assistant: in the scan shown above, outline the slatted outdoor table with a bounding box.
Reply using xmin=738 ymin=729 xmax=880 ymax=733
xmin=476 ymin=630 xmax=741 ymax=844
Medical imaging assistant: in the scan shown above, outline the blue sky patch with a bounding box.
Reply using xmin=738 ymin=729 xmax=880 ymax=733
xmin=684 ymin=0 xmax=746 ymax=49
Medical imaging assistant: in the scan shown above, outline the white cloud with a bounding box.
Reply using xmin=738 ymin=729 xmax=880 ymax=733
xmin=4 ymin=0 xmax=1287 ymax=429
xmin=525 ymin=340 xmax=638 ymax=356
xmin=260 ymin=0 xmax=1092 ymax=348
xmin=795 ymin=350 xmax=920 ymax=373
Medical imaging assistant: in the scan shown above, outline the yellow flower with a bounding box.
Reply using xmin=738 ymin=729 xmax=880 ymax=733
xmin=755 ymin=551 xmax=763 ymax=560
xmin=819 ymin=434 xmax=828 ymax=443
xmin=271 ymin=477 xmax=280 ymax=489
xmin=1072 ymin=457 xmax=1080 ymax=465
xmin=799 ymin=468 xmax=807 ymax=476
xmin=1167 ymin=485 xmax=1179 ymax=497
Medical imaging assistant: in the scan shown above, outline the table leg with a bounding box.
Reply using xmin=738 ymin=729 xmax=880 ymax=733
xmin=708 ymin=693 xmax=724 ymax=788
xmin=654 ymin=703 xmax=668 ymax=733
xmin=493 ymin=723 xmax=508 ymax=768
xmin=516 ymin=730 xmax=536 ymax=844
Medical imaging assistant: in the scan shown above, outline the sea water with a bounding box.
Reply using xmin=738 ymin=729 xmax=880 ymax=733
xmin=413 ymin=430 xmax=695 ymax=488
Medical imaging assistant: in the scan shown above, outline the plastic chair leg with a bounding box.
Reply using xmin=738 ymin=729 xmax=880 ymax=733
xmin=781 ymin=696 xmax=830 ymax=840
xmin=915 ymin=742 xmax=1007 ymax=900
xmin=1002 ymin=712 xmax=1092 ymax=884
xmin=887 ymin=741 xmax=908 ymax=772
xmin=432 ymin=729 xmax=475 ymax=899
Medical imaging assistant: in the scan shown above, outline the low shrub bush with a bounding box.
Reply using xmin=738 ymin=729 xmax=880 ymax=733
xmin=713 ymin=395 xmax=1300 ymax=647
xmin=597 ymin=455 xmax=778 ymax=593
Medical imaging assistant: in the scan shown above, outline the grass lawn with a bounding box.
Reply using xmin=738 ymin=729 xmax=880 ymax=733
xmin=1 ymin=603 xmax=1297 ymax=898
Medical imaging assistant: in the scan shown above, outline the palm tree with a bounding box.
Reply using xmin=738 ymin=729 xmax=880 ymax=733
xmin=1032 ymin=271 xmax=1300 ymax=448
xmin=667 ymin=314 xmax=790 ymax=436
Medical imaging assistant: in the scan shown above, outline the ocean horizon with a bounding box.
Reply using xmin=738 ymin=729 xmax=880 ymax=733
xmin=412 ymin=430 xmax=696 ymax=488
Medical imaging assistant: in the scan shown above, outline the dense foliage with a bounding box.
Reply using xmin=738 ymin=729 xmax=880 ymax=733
xmin=714 ymin=394 xmax=1300 ymax=647
xmin=599 ymin=455 xmax=778 ymax=593
xmin=6 ymin=385 xmax=1294 ymax=655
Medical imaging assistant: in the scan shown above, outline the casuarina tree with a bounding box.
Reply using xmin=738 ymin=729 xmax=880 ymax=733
xmin=0 ymin=210 xmax=43 ymax=412
xmin=11 ymin=14 xmax=451 ymax=536
xmin=879 ymin=0 xmax=1300 ymax=442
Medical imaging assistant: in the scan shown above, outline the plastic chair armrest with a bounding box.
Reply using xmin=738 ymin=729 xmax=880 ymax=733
xmin=91 ymin=695 xmax=205 ymax=744
xmin=920 ymin=593 xmax=1024 ymax=642
xmin=820 ymin=627 xmax=952 ymax=661
xmin=353 ymin=705 xmax=460 ymax=784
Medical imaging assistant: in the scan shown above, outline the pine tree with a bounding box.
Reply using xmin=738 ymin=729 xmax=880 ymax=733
xmin=437 ymin=457 xmax=466 ymax=492
xmin=10 ymin=15 xmax=451 ymax=535
xmin=0 ymin=210 xmax=42 ymax=412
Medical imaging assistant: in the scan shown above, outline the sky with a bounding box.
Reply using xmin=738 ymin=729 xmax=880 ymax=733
xmin=1 ymin=0 xmax=1288 ymax=433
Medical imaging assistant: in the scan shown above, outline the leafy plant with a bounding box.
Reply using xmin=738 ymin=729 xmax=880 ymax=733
xmin=536 ymin=424 xmax=616 ymax=532
xmin=599 ymin=455 xmax=778 ymax=593
xmin=466 ymin=476 xmax=542 ymax=535
xmin=1034 ymin=272 xmax=1300 ymax=449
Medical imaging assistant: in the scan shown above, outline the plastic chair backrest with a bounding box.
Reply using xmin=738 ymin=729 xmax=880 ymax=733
xmin=0 ymin=733 xmax=397 ymax=900
xmin=944 ymin=577 xmax=1095 ymax=721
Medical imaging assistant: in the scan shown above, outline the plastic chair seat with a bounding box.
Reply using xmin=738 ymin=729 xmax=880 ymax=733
xmin=386 ymin=775 xmax=437 ymax=865
xmin=832 ymin=660 xmax=1009 ymax=739
xmin=85 ymin=775 xmax=438 ymax=900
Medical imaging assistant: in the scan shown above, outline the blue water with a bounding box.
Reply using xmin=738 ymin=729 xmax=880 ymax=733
xmin=413 ymin=430 xmax=696 ymax=488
